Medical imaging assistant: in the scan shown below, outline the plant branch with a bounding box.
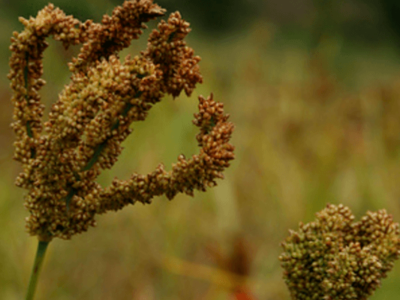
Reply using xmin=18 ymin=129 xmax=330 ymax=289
xmin=65 ymin=92 xmax=141 ymax=212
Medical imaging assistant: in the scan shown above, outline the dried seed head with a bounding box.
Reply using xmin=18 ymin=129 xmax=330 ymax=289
xmin=279 ymin=204 xmax=400 ymax=299
xmin=9 ymin=0 xmax=234 ymax=240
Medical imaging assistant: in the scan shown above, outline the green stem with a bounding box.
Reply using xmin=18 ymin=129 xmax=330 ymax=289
xmin=25 ymin=240 xmax=50 ymax=300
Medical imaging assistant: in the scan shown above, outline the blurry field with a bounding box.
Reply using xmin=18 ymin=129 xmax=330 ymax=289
xmin=2 ymin=1 xmax=400 ymax=299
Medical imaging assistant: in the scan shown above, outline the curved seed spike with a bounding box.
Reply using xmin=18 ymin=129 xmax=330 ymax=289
xmin=10 ymin=0 xmax=233 ymax=241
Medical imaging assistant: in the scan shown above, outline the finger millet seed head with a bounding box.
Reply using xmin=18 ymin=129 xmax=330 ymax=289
xmin=8 ymin=0 xmax=234 ymax=241
xmin=279 ymin=204 xmax=400 ymax=300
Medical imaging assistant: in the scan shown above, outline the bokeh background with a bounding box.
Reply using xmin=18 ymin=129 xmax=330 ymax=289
xmin=2 ymin=0 xmax=400 ymax=299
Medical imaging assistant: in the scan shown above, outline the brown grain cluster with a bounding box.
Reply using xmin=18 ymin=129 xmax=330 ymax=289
xmin=279 ymin=204 xmax=400 ymax=300
xmin=8 ymin=0 xmax=234 ymax=241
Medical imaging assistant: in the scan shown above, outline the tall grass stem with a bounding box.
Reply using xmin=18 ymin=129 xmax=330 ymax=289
xmin=25 ymin=240 xmax=50 ymax=300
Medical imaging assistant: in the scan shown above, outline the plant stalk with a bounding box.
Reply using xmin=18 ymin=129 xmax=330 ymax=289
xmin=25 ymin=240 xmax=50 ymax=300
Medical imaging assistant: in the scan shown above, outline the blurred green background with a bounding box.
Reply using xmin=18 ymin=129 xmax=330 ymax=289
xmin=2 ymin=0 xmax=400 ymax=299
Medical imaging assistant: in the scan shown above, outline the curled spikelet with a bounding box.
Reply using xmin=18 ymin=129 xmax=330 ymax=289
xmin=8 ymin=0 xmax=234 ymax=241
xmin=279 ymin=204 xmax=400 ymax=300
xmin=96 ymin=94 xmax=234 ymax=212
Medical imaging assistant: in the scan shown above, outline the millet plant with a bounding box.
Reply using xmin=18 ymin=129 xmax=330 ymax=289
xmin=280 ymin=204 xmax=400 ymax=299
xmin=8 ymin=0 xmax=234 ymax=299
xmin=8 ymin=1 xmax=400 ymax=300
